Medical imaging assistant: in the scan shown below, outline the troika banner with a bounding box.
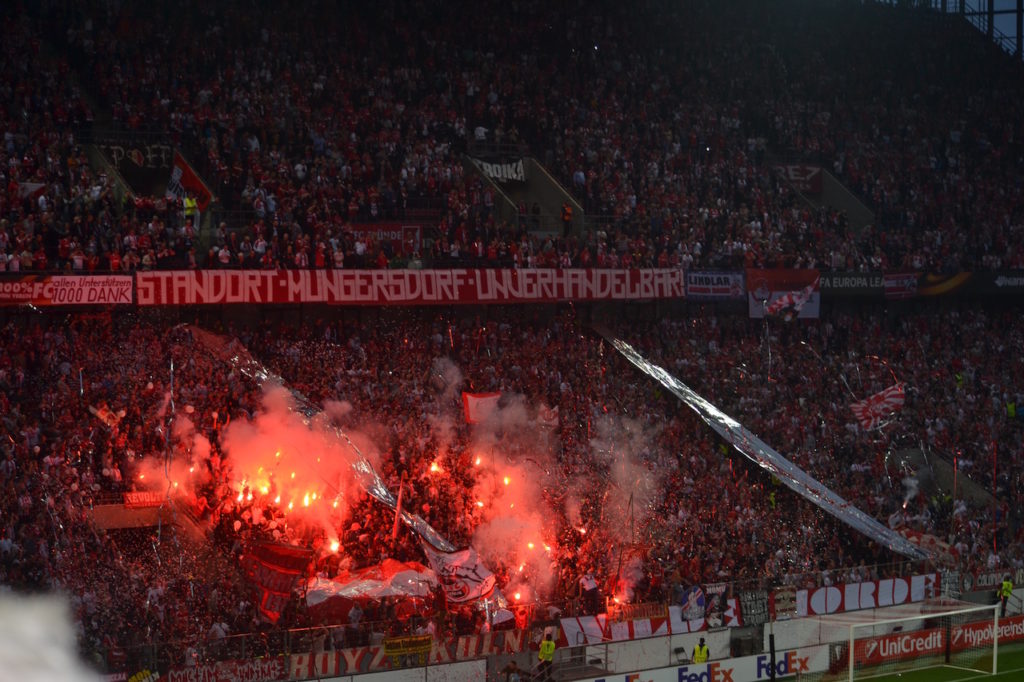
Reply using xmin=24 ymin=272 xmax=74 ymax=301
xmin=0 ymin=275 xmax=133 ymax=306
xmin=746 ymin=269 xmax=820 ymax=319
xmin=597 ymin=331 xmax=929 ymax=560
xmin=471 ymin=157 xmax=526 ymax=183
xmin=685 ymin=270 xmax=744 ymax=300
xmin=420 ymin=542 xmax=496 ymax=604
xmin=135 ymin=269 xmax=686 ymax=305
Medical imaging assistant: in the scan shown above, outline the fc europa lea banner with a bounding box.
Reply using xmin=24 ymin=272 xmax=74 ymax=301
xmin=136 ymin=269 xmax=686 ymax=305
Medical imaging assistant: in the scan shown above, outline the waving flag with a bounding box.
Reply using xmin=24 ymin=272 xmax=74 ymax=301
xmin=764 ymin=276 xmax=819 ymax=320
xmin=537 ymin=404 xmax=560 ymax=428
xmin=462 ymin=392 xmax=501 ymax=424
xmin=421 ymin=542 xmax=496 ymax=603
xmin=850 ymin=383 xmax=906 ymax=430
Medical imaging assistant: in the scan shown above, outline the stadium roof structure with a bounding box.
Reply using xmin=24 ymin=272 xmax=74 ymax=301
xmin=873 ymin=0 xmax=1024 ymax=60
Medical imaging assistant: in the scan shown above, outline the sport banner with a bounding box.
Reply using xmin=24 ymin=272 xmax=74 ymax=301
xmin=685 ymin=270 xmax=744 ymax=299
xmin=746 ymin=269 xmax=820 ymax=319
xmin=135 ymin=269 xmax=686 ymax=305
xmin=0 ymin=275 xmax=133 ymax=306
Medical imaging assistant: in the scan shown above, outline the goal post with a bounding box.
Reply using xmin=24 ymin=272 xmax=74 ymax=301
xmin=845 ymin=601 xmax=999 ymax=680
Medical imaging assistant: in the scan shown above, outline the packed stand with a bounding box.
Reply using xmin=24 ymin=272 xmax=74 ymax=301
xmin=36 ymin=0 xmax=1024 ymax=274
xmin=2 ymin=302 xmax=1022 ymax=672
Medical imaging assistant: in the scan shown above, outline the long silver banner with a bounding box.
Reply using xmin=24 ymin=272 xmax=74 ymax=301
xmin=599 ymin=331 xmax=929 ymax=560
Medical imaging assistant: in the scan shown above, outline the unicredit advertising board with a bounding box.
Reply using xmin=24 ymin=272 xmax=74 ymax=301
xmin=855 ymin=615 xmax=1024 ymax=667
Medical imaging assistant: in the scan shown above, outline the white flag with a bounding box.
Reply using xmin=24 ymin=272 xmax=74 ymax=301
xmin=462 ymin=392 xmax=501 ymax=424
xmin=420 ymin=542 xmax=496 ymax=603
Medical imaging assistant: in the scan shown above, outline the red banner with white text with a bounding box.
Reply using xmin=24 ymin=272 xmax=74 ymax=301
xmin=0 ymin=275 xmax=133 ymax=306
xmin=854 ymin=616 xmax=1024 ymax=667
xmin=135 ymin=269 xmax=686 ymax=305
xmin=242 ymin=543 xmax=314 ymax=623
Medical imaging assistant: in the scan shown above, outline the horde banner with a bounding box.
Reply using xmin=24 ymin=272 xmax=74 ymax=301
xmin=135 ymin=269 xmax=686 ymax=305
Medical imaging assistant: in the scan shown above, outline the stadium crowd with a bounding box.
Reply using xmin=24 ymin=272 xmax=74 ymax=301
xmin=1 ymin=303 xmax=1022 ymax=672
xmin=1 ymin=0 xmax=1023 ymax=676
xmin=0 ymin=0 xmax=1021 ymax=274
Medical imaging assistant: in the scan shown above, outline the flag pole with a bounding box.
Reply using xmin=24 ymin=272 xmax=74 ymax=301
xmin=392 ymin=475 xmax=405 ymax=543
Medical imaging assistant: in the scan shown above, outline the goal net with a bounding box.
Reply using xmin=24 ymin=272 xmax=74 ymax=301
xmin=838 ymin=599 xmax=1000 ymax=680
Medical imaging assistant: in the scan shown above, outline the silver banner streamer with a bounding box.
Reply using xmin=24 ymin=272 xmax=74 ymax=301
xmin=598 ymin=330 xmax=929 ymax=560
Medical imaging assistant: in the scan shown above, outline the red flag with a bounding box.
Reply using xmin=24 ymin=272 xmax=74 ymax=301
xmin=242 ymin=542 xmax=314 ymax=622
xmin=850 ymin=383 xmax=906 ymax=430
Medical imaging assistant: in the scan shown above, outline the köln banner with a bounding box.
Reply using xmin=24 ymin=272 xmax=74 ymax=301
xmin=0 ymin=275 xmax=133 ymax=306
xmin=135 ymin=269 xmax=686 ymax=305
